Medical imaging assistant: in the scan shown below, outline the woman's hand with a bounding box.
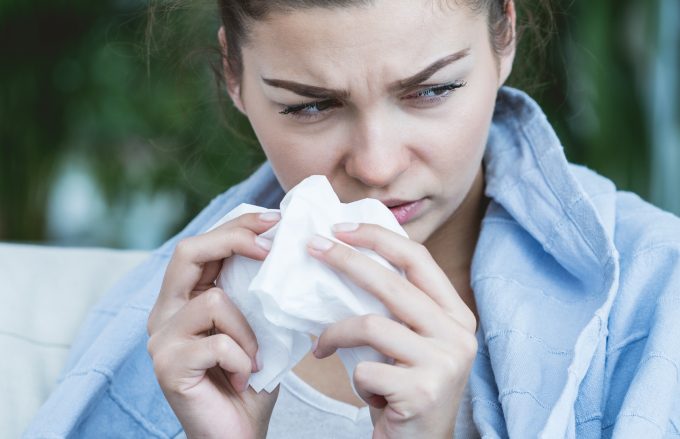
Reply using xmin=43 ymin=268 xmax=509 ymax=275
xmin=307 ymin=223 xmax=478 ymax=439
xmin=147 ymin=212 xmax=282 ymax=439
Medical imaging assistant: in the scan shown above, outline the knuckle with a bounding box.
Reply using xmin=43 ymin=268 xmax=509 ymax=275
xmin=352 ymin=362 xmax=371 ymax=385
xmin=358 ymin=223 xmax=374 ymax=233
xmin=146 ymin=334 xmax=160 ymax=359
xmin=150 ymin=347 xmax=174 ymax=381
xmin=235 ymin=223 xmax=254 ymax=238
xmin=359 ymin=314 xmax=384 ymax=335
xmin=383 ymin=273 xmax=405 ymax=294
xmin=413 ymin=379 xmax=439 ymax=407
xmin=146 ymin=310 xmax=157 ymax=337
xmin=245 ymin=212 xmax=265 ymax=224
xmin=202 ymin=287 xmax=225 ymax=308
xmin=443 ymin=309 xmax=475 ymax=335
xmin=174 ymin=238 xmax=193 ymax=259
xmin=336 ymin=245 xmax=356 ymax=266
xmin=460 ymin=332 xmax=478 ymax=360
xmin=236 ymin=212 xmax=257 ymax=225
xmin=360 ymin=225 xmax=379 ymax=246
xmin=393 ymin=243 xmax=425 ymax=272
xmin=222 ymin=226 xmax=240 ymax=241
xmin=207 ymin=333 xmax=232 ymax=356
xmin=431 ymin=340 xmax=472 ymax=377
xmin=414 ymin=242 xmax=431 ymax=260
xmin=462 ymin=309 xmax=478 ymax=333
xmin=217 ymin=214 xmax=260 ymax=238
xmin=146 ymin=334 xmax=158 ymax=357
xmin=210 ymin=334 xmax=250 ymax=373
xmin=225 ymin=227 xmax=252 ymax=249
xmin=437 ymin=350 xmax=460 ymax=373
xmin=443 ymin=332 xmax=477 ymax=365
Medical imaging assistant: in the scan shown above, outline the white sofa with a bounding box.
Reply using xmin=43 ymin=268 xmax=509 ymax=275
xmin=0 ymin=243 xmax=149 ymax=438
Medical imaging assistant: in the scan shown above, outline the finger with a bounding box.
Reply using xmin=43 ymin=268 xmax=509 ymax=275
xmin=353 ymin=361 xmax=406 ymax=408
xmin=164 ymin=212 xmax=279 ymax=299
xmin=332 ymin=223 xmax=474 ymax=329
xmin=152 ymin=212 xmax=279 ymax=328
xmin=314 ymin=314 xmax=432 ymax=366
xmin=148 ymin=287 xmax=259 ymax=371
xmin=307 ymin=235 xmax=445 ymax=336
xmin=354 ymin=384 xmax=388 ymax=410
xmin=152 ymin=333 xmax=253 ymax=394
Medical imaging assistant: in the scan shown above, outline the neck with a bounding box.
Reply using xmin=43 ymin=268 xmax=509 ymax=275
xmin=424 ymin=166 xmax=487 ymax=320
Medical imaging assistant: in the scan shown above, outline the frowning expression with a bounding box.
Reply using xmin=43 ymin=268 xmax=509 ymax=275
xmin=225 ymin=0 xmax=514 ymax=243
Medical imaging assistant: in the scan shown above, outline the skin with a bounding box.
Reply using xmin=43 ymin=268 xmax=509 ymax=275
xmin=147 ymin=0 xmax=516 ymax=437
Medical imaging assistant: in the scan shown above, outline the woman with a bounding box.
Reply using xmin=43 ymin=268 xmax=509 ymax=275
xmin=26 ymin=0 xmax=680 ymax=438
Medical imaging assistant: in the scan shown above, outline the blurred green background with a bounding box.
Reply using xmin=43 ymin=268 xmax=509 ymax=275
xmin=1 ymin=0 xmax=678 ymax=249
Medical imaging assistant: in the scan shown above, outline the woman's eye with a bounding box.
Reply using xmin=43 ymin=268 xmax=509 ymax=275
xmin=278 ymin=81 xmax=465 ymax=121
xmin=279 ymin=99 xmax=341 ymax=121
xmin=403 ymin=81 xmax=467 ymax=105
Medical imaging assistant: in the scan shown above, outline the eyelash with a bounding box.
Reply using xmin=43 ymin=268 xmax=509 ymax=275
xmin=278 ymin=80 xmax=467 ymax=122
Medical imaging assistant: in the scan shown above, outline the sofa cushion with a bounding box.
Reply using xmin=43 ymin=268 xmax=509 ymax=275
xmin=0 ymin=243 xmax=149 ymax=438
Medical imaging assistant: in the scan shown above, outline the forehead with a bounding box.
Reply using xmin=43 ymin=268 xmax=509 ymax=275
xmin=242 ymin=0 xmax=485 ymax=82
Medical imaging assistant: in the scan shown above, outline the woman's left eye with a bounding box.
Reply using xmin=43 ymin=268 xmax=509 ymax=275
xmin=279 ymin=99 xmax=341 ymax=122
xmin=403 ymin=81 xmax=467 ymax=105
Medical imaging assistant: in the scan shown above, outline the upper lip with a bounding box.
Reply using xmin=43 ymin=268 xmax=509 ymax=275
xmin=380 ymin=198 xmax=419 ymax=208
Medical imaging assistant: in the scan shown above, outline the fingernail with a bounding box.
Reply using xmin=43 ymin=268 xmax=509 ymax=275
xmin=332 ymin=222 xmax=359 ymax=233
xmin=255 ymin=236 xmax=273 ymax=251
xmin=259 ymin=212 xmax=281 ymax=222
xmin=308 ymin=235 xmax=334 ymax=252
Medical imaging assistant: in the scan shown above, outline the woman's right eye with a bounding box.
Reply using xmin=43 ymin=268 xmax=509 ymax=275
xmin=279 ymin=99 xmax=342 ymax=122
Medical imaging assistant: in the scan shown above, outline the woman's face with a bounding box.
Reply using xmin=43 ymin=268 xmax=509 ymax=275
xmin=226 ymin=0 xmax=514 ymax=243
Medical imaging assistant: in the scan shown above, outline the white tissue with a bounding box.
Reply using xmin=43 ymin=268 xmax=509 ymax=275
xmin=209 ymin=175 xmax=408 ymax=393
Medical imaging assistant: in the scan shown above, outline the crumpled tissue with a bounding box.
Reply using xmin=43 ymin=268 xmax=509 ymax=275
xmin=207 ymin=175 xmax=408 ymax=393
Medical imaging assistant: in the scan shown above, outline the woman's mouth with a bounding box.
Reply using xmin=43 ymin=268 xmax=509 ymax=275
xmin=384 ymin=199 xmax=425 ymax=225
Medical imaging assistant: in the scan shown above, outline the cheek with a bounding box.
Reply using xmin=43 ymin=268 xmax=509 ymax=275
xmin=452 ymin=70 xmax=498 ymax=163
xmin=427 ymin=96 xmax=494 ymax=179
xmin=243 ymin=96 xmax=349 ymax=190
xmin=249 ymin=118 xmax=342 ymax=191
xmin=238 ymin=72 xmax=332 ymax=191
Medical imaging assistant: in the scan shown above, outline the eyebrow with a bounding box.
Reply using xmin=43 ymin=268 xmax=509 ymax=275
xmin=261 ymin=47 xmax=470 ymax=100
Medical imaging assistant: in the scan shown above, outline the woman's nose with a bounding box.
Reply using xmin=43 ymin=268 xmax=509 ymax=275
xmin=344 ymin=116 xmax=410 ymax=188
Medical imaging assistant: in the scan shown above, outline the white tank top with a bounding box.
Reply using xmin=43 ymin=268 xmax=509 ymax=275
xmin=175 ymin=371 xmax=478 ymax=438
xmin=269 ymin=371 xmax=479 ymax=438
xmin=268 ymin=371 xmax=374 ymax=438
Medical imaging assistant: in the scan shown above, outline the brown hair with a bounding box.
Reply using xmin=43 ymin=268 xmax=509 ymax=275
xmin=217 ymin=0 xmax=521 ymax=81
xmin=146 ymin=0 xmax=555 ymax=105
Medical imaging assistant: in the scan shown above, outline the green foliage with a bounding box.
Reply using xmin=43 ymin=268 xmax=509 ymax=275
xmin=1 ymin=0 xmax=264 ymax=246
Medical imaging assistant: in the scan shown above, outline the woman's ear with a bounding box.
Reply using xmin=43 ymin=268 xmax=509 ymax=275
xmin=498 ymin=0 xmax=517 ymax=86
xmin=218 ymin=26 xmax=247 ymax=115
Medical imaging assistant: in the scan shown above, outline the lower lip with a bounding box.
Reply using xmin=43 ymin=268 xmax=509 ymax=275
xmin=388 ymin=199 xmax=425 ymax=225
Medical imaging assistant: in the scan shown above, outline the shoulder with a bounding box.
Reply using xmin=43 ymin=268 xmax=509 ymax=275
xmin=614 ymin=191 xmax=680 ymax=258
xmin=569 ymin=166 xmax=680 ymax=434
xmin=607 ymin=189 xmax=680 ymax=338
xmin=603 ymin=193 xmax=680 ymax=435
xmin=568 ymin=162 xmax=680 ymax=258
xmin=568 ymin=163 xmax=680 ymax=344
xmin=606 ymin=187 xmax=680 ymax=333
xmin=611 ymin=190 xmax=680 ymax=297
xmin=576 ymin=162 xmax=680 ymax=299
